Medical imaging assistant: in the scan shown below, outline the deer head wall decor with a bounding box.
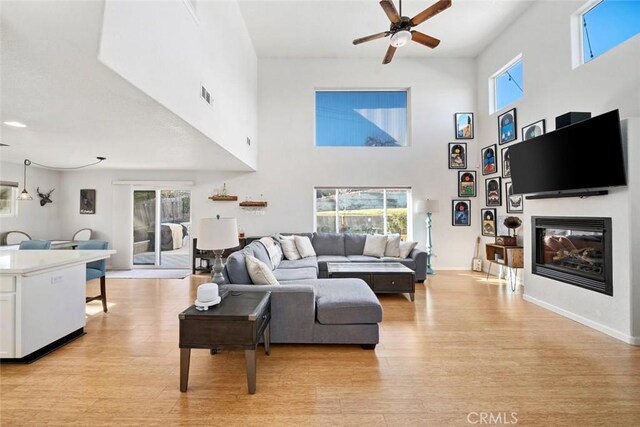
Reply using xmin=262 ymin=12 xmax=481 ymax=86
xmin=37 ymin=187 xmax=54 ymax=206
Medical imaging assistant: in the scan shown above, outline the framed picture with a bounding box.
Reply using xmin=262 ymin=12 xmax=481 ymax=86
xmin=505 ymin=181 xmax=524 ymax=213
xmin=448 ymin=142 xmax=467 ymax=169
xmin=485 ymin=177 xmax=502 ymax=207
xmin=481 ymin=208 xmax=497 ymax=237
xmin=80 ymin=189 xmax=96 ymax=214
xmin=458 ymin=171 xmax=477 ymax=197
xmin=452 ymin=199 xmax=471 ymax=226
xmin=501 ymin=146 xmax=511 ymax=178
xmin=498 ymin=108 xmax=517 ymax=144
xmin=481 ymin=144 xmax=498 ymax=175
xmin=522 ymin=119 xmax=546 ymax=141
xmin=455 ymin=112 xmax=474 ymax=139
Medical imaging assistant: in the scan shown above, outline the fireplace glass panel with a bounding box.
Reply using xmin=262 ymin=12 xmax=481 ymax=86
xmin=540 ymin=228 xmax=604 ymax=278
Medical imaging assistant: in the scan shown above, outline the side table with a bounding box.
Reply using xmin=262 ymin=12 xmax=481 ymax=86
xmin=178 ymin=291 xmax=271 ymax=394
xmin=485 ymin=244 xmax=524 ymax=292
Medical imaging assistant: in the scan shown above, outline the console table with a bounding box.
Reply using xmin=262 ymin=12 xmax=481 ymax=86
xmin=485 ymin=244 xmax=524 ymax=292
xmin=178 ymin=291 xmax=271 ymax=394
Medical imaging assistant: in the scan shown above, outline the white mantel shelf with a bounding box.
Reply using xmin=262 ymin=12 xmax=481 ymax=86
xmin=0 ymin=250 xmax=115 ymax=276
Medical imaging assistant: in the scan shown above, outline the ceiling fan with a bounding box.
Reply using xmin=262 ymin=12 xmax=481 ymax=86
xmin=353 ymin=0 xmax=452 ymax=64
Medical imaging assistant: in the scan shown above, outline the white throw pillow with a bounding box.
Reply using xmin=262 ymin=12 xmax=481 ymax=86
xmin=363 ymin=235 xmax=388 ymax=258
xmin=245 ymin=255 xmax=279 ymax=285
xmin=384 ymin=235 xmax=401 ymax=257
xmin=294 ymin=235 xmax=316 ymax=258
xmin=399 ymin=241 xmax=418 ymax=258
xmin=268 ymin=244 xmax=283 ymax=268
xmin=279 ymin=235 xmax=301 ymax=260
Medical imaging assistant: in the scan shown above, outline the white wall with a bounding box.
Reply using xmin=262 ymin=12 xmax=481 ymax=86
xmin=98 ymin=0 xmax=258 ymax=170
xmin=476 ymin=0 xmax=640 ymax=342
xmin=51 ymin=57 xmax=478 ymax=270
xmin=245 ymin=57 xmax=479 ymax=270
xmin=0 ymin=162 xmax=62 ymax=241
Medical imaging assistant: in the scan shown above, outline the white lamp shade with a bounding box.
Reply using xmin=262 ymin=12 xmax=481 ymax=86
xmin=415 ymin=199 xmax=440 ymax=214
xmin=197 ymin=217 xmax=239 ymax=250
xmin=425 ymin=199 xmax=440 ymax=213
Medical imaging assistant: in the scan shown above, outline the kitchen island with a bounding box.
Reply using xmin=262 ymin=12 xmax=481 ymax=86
xmin=0 ymin=249 xmax=115 ymax=362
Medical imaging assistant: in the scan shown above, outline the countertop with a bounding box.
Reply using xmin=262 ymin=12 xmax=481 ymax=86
xmin=0 ymin=250 xmax=116 ymax=275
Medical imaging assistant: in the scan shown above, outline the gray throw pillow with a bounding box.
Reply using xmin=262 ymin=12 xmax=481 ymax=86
xmin=312 ymin=232 xmax=345 ymax=256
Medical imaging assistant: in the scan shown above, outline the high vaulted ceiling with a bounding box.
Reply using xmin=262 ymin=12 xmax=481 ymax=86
xmin=1 ymin=0 xmax=536 ymax=171
xmin=238 ymin=0 xmax=535 ymax=59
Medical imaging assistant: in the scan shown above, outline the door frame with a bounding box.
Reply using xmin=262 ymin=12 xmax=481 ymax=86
xmin=131 ymin=186 xmax=192 ymax=269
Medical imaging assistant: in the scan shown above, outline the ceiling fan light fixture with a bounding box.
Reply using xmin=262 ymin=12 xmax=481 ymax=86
xmin=390 ymin=30 xmax=412 ymax=47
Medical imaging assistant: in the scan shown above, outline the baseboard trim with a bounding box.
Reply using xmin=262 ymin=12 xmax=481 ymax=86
xmin=523 ymin=294 xmax=639 ymax=346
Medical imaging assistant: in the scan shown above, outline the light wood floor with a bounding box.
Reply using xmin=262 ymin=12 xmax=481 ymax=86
xmin=1 ymin=271 xmax=639 ymax=426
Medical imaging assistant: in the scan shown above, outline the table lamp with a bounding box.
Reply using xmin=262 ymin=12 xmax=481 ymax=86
xmin=197 ymin=215 xmax=239 ymax=284
xmin=416 ymin=199 xmax=440 ymax=275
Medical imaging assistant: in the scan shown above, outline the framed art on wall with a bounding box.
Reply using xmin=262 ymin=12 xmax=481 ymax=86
xmin=481 ymin=144 xmax=498 ymax=175
xmin=485 ymin=177 xmax=502 ymax=207
xmin=448 ymin=142 xmax=467 ymax=169
xmin=505 ymin=181 xmax=524 ymax=213
xmin=455 ymin=112 xmax=474 ymax=139
xmin=522 ymin=119 xmax=546 ymax=140
xmin=481 ymin=208 xmax=497 ymax=237
xmin=80 ymin=189 xmax=96 ymax=214
xmin=458 ymin=171 xmax=477 ymax=197
xmin=501 ymin=146 xmax=511 ymax=178
xmin=452 ymin=199 xmax=471 ymax=226
xmin=498 ymin=108 xmax=517 ymax=144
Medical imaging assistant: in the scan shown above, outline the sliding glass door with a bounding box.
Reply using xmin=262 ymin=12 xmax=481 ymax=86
xmin=132 ymin=189 xmax=191 ymax=268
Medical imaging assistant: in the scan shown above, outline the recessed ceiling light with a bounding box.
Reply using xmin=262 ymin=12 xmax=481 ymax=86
xmin=4 ymin=121 xmax=27 ymax=128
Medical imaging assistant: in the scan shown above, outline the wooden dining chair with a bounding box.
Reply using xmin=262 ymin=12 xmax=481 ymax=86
xmin=78 ymin=240 xmax=109 ymax=312
xmin=72 ymin=228 xmax=92 ymax=241
xmin=4 ymin=231 xmax=32 ymax=245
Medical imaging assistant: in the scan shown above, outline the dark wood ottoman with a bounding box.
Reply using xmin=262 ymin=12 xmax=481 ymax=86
xmin=327 ymin=262 xmax=416 ymax=301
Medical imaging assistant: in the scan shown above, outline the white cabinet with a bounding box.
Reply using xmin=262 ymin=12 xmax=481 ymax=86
xmin=0 ymin=293 xmax=16 ymax=358
xmin=0 ymin=249 xmax=115 ymax=361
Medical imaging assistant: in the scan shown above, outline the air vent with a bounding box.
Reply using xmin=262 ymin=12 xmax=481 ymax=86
xmin=200 ymin=84 xmax=212 ymax=106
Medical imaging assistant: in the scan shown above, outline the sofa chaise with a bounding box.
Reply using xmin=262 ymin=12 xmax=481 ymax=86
xmin=221 ymin=232 xmax=426 ymax=348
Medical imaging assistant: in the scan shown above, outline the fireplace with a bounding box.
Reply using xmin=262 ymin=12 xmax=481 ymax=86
xmin=532 ymin=217 xmax=612 ymax=296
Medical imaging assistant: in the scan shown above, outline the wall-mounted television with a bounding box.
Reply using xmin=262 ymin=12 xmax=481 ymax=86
xmin=510 ymin=109 xmax=626 ymax=199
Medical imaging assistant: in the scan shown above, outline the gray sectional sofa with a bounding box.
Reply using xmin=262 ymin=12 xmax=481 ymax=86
xmin=221 ymin=232 xmax=427 ymax=348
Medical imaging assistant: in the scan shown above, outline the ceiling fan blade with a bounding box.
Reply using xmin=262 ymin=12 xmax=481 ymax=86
xmin=409 ymin=0 xmax=452 ymax=27
xmin=411 ymin=31 xmax=441 ymax=48
xmin=380 ymin=0 xmax=401 ymax=24
xmin=353 ymin=32 xmax=389 ymax=45
xmin=382 ymin=45 xmax=397 ymax=64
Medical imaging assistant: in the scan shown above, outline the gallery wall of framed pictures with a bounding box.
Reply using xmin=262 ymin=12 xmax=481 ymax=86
xmin=444 ymin=110 xmax=540 ymax=235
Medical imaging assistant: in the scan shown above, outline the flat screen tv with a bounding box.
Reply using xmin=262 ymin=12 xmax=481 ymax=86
xmin=510 ymin=109 xmax=626 ymax=198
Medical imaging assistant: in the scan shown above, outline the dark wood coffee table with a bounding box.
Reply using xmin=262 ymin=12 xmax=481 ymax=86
xmin=178 ymin=291 xmax=271 ymax=394
xmin=327 ymin=262 xmax=416 ymax=301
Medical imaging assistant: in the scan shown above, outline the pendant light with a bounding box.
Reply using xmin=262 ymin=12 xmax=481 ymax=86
xmin=17 ymin=157 xmax=107 ymax=201
xmin=17 ymin=160 xmax=33 ymax=200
